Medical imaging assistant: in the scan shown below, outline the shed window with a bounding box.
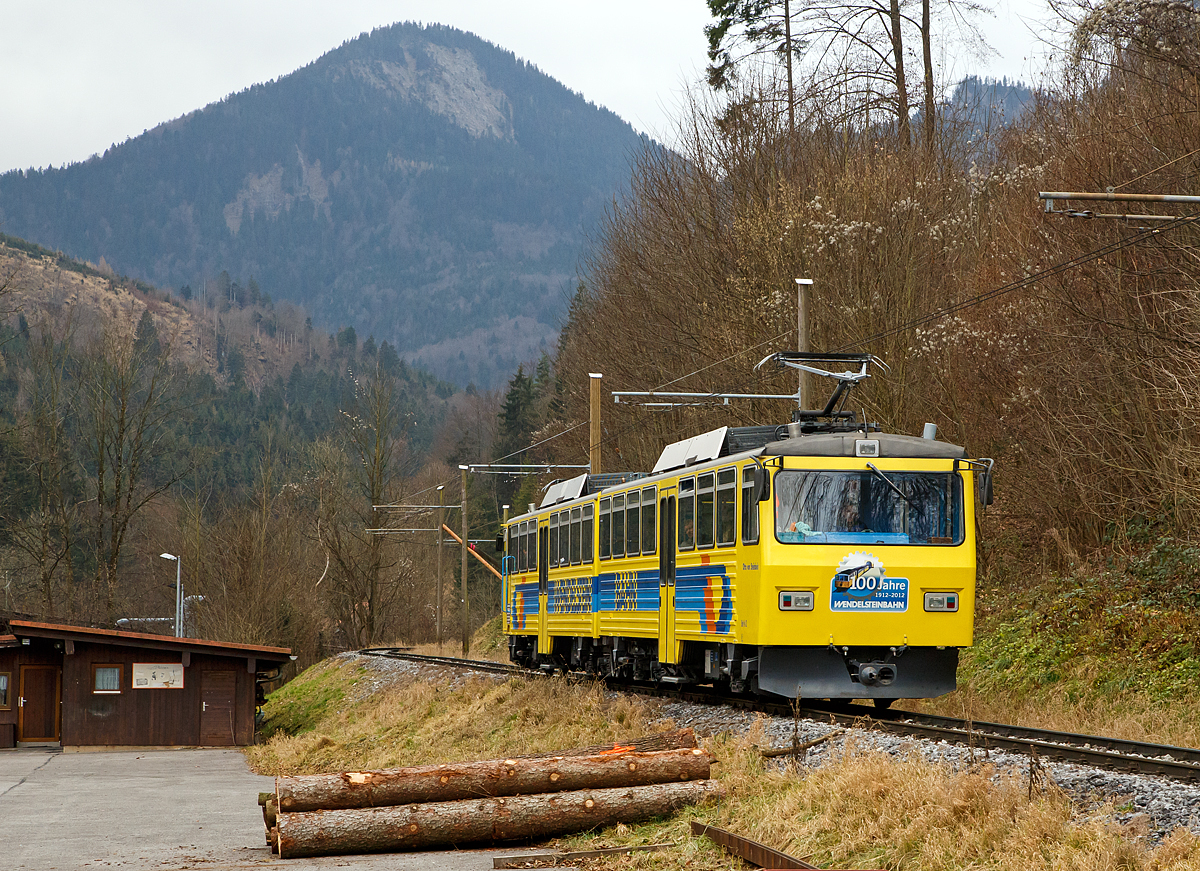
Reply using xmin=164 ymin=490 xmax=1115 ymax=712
xmin=93 ymin=664 xmax=123 ymax=694
xmin=0 ymin=672 xmax=9 ymax=709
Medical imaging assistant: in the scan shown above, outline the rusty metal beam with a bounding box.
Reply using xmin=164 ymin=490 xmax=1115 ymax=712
xmin=690 ymin=821 xmax=820 ymax=870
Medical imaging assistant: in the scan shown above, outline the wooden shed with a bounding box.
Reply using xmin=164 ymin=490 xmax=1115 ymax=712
xmin=0 ymin=620 xmax=293 ymax=749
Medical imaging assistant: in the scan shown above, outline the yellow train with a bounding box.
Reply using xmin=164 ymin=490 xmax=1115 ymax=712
xmin=499 ymin=357 xmax=992 ymax=704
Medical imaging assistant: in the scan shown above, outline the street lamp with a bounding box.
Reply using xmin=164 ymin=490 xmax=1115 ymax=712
xmin=160 ymin=553 xmax=181 ymax=637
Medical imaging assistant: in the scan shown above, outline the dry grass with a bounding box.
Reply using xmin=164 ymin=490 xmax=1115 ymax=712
xmin=245 ymin=658 xmax=661 ymax=776
xmin=899 ymin=561 xmax=1200 ymax=749
xmin=556 ymin=726 xmax=1200 ymax=870
xmin=249 ymin=654 xmax=1200 ymax=870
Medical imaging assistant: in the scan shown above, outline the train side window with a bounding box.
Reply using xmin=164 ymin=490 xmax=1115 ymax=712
xmin=549 ymin=514 xmax=560 ymax=567
xmin=717 ymin=467 xmax=736 ymax=547
xmin=697 ymin=472 xmax=715 ymax=549
xmin=640 ymin=487 xmax=657 ymax=555
xmin=598 ymin=498 xmax=611 ymax=560
xmin=526 ymin=522 xmax=536 ymax=570
xmin=678 ymin=477 xmax=696 ymax=550
xmin=626 ymin=490 xmax=641 ymax=555
xmin=741 ymin=466 xmax=760 ymax=544
xmin=570 ymin=507 xmax=582 ymax=565
xmin=612 ymin=494 xmax=626 ymax=558
xmin=582 ymin=505 xmax=594 ymax=563
xmin=559 ymin=511 xmax=571 ymax=567
xmin=614 ymin=499 xmax=624 ymax=559
xmin=515 ymin=522 xmax=523 ymax=572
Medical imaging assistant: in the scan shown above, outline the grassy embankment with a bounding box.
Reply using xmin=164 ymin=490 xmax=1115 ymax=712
xmin=914 ymin=533 xmax=1200 ymax=748
xmin=248 ymin=544 xmax=1200 ymax=870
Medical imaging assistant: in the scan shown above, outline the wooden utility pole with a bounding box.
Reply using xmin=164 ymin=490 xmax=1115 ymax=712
xmin=459 ymin=465 xmax=470 ymax=656
xmin=795 ymin=278 xmax=812 ymax=408
xmin=589 ymin=373 xmax=602 ymax=473
xmin=784 ymin=0 xmax=794 ymax=138
xmin=436 ymin=484 xmax=444 ymax=650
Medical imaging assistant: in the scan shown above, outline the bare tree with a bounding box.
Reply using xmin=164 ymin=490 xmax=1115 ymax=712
xmin=312 ymin=364 xmax=413 ymax=647
xmin=5 ymin=317 xmax=79 ymax=617
xmin=75 ymin=316 xmax=190 ymax=623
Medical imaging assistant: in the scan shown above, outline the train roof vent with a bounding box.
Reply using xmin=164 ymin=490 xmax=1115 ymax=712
xmin=587 ymin=472 xmax=648 ymax=491
xmin=653 ymin=426 xmax=729 ymax=474
xmin=540 ymin=473 xmax=589 ymax=508
xmin=726 ymin=425 xmax=784 ymax=454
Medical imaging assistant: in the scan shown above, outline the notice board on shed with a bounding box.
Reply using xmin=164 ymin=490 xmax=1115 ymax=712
xmin=132 ymin=663 xmax=184 ymax=688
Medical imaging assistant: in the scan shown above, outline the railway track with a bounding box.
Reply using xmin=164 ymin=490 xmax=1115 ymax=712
xmin=358 ymin=648 xmax=1200 ymax=784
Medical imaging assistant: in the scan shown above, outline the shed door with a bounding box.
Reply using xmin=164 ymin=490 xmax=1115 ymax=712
xmin=199 ymin=670 xmax=237 ymax=746
xmin=18 ymin=665 xmax=61 ymax=743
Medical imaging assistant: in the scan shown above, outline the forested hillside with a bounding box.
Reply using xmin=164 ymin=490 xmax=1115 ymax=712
xmin=0 ymin=22 xmax=647 ymax=388
xmin=0 ymin=235 xmax=493 ymax=664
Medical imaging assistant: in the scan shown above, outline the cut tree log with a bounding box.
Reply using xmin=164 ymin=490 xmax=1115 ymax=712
xmin=276 ymin=779 xmax=722 ymax=859
xmin=276 ymin=747 xmax=713 ymax=813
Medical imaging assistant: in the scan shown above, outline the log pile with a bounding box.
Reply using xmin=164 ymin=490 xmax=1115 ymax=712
xmin=260 ymin=730 xmax=721 ymax=859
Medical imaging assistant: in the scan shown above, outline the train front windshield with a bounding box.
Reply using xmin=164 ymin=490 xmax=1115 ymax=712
xmin=774 ymin=469 xmax=964 ymax=545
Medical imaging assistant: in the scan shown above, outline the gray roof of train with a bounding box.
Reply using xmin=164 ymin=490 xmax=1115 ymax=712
xmin=506 ymin=431 xmax=966 ymax=523
xmin=763 ymin=431 xmax=966 ymax=460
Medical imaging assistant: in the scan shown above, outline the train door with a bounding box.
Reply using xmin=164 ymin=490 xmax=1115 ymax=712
xmin=658 ymin=493 xmax=678 ymax=664
xmin=537 ymin=521 xmax=550 ymax=655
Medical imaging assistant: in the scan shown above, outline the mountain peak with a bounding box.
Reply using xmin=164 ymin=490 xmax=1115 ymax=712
xmin=0 ymin=22 xmax=646 ymax=388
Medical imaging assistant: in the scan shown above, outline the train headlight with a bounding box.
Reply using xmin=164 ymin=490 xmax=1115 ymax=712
xmin=778 ymin=590 xmax=814 ymax=611
xmin=924 ymin=592 xmax=959 ymax=612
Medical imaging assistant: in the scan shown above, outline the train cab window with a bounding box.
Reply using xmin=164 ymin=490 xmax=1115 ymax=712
xmin=549 ymin=514 xmax=560 ymax=567
xmin=570 ymin=507 xmax=582 ymax=565
xmin=559 ymin=511 xmax=571 ymax=566
xmin=678 ymin=477 xmax=696 ymax=550
xmin=640 ymin=487 xmax=657 ymax=555
xmin=598 ymin=498 xmax=611 ymax=560
xmin=717 ymin=468 xmax=737 ymax=547
xmin=582 ymin=505 xmax=594 ymax=563
xmin=612 ymin=494 xmax=626 ymax=558
xmin=626 ymin=491 xmax=641 ymax=555
xmin=741 ymin=467 xmax=760 ymax=544
xmin=774 ymin=469 xmax=964 ymax=545
xmin=697 ymin=472 xmax=716 ymax=549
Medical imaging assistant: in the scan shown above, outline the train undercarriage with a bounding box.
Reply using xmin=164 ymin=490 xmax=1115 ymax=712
xmin=508 ymin=634 xmax=958 ymax=703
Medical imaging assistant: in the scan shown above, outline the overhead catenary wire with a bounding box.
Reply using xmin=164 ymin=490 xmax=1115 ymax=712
xmin=399 ymin=210 xmax=1197 ymax=507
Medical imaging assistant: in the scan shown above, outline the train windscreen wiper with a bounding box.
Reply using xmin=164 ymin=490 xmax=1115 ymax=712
xmin=866 ymin=463 xmax=917 ymax=509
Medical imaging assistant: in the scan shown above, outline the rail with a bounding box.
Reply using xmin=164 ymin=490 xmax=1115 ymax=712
xmin=355 ymin=649 xmax=1200 ymax=784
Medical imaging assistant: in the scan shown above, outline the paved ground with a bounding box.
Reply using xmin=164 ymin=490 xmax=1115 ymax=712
xmin=0 ymin=748 xmax=553 ymax=870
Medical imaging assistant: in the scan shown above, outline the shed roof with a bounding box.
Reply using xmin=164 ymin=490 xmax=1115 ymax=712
xmin=6 ymin=620 xmax=293 ymax=663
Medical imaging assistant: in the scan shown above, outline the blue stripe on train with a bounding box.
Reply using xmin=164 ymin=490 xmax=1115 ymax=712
xmin=674 ymin=565 xmax=733 ymax=635
xmin=512 ymin=564 xmax=733 ymax=634
xmin=597 ymin=569 xmax=661 ymax=611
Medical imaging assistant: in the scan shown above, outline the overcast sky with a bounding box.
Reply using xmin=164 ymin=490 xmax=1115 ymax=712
xmin=1 ymin=0 xmax=1055 ymax=174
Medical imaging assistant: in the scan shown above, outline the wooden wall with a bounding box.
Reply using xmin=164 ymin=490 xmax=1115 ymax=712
xmin=0 ymin=639 xmax=260 ymax=746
